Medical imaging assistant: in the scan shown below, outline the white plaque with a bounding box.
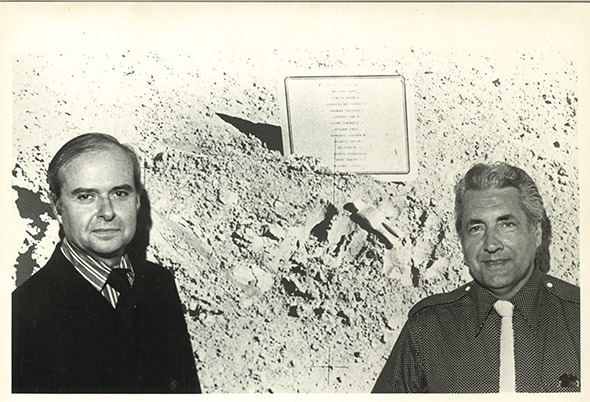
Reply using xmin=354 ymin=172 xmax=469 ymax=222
xmin=280 ymin=74 xmax=416 ymax=181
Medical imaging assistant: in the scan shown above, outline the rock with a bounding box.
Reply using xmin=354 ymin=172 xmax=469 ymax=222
xmin=218 ymin=188 xmax=239 ymax=205
xmin=233 ymin=264 xmax=256 ymax=286
xmin=264 ymin=223 xmax=286 ymax=241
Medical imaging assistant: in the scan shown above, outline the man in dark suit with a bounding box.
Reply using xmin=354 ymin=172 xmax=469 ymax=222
xmin=12 ymin=133 xmax=201 ymax=393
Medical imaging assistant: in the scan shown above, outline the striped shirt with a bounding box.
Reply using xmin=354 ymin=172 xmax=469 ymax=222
xmin=60 ymin=237 xmax=135 ymax=309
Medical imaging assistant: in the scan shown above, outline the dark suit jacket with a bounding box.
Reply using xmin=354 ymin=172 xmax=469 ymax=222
xmin=12 ymin=244 xmax=201 ymax=393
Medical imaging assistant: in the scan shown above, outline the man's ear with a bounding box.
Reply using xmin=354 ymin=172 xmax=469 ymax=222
xmin=135 ymin=192 xmax=141 ymax=211
xmin=50 ymin=194 xmax=63 ymax=224
xmin=534 ymin=221 xmax=542 ymax=248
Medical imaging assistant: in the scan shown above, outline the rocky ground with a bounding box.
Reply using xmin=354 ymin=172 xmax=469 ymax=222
xmin=11 ymin=47 xmax=579 ymax=392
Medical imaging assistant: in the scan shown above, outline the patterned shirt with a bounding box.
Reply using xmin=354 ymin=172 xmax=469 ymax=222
xmin=60 ymin=237 xmax=135 ymax=309
xmin=372 ymin=268 xmax=580 ymax=393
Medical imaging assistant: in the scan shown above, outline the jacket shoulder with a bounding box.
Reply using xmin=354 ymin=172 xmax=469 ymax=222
xmin=12 ymin=249 xmax=64 ymax=301
xmin=12 ymin=265 xmax=54 ymax=302
xmin=133 ymin=259 xmax=174 ymax=277
xmin=543 ymin=274 xmax=579 ymax=304
xmin=408 ymin=282 xmax=473 ymax=318
xmin=132 ymin=259 xmax=179 ymax=292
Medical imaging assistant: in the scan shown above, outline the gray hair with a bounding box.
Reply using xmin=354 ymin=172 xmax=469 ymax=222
xmin=454 ymin=162 xmax=546 ymax=236
xmin=48 ymin=133 xmax=142 ymax=205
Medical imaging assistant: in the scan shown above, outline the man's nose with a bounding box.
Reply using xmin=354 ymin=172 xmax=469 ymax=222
xmin=483 ymin=227 xmax=503 ymax=253
xmin=97 ymin=196 xmax=115 ymax=220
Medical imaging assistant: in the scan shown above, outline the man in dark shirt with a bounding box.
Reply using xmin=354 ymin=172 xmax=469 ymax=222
xmin=12 ymin=133 xmax=201 ymax=393
xmin=372 ymin=162 xmax=579 ymax=393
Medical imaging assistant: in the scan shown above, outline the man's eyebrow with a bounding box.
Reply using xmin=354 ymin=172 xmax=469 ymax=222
xmin=497 ymin=214 xmax=517 ymax=221
xmin=466 ymin=214 xmax=518 ymax=226
xmin=465 ymin=218 xmax=485 ymax=226
xmin=111 ymin=184 xmax=135 ymax=192
xmin=71 ymin=187 xmax=98 ymax=195
xmin=70 ymin=184 xmax=135 ymax=194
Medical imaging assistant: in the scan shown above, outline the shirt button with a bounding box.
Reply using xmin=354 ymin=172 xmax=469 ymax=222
xmin=465 ymin=286 xmax=471 ymax=292
xmin=546 ymin=282 xmax=553 ymax=288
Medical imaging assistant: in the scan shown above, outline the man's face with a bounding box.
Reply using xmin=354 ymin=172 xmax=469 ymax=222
xmin=53 ymin=146 xmax=140 ymax=266
xmin=459 ymin=187 xmax=541 ymax=299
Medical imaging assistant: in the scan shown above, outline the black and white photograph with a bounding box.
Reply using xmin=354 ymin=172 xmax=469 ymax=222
xmin=2 ymin=2 xmax=588 ymax=398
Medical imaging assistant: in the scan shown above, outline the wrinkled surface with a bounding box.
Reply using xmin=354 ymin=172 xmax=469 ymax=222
xmin=11 ymin=48 xmax=578 ymax=392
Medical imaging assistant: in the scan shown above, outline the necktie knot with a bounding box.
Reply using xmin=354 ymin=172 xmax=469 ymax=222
xmin=107 ymin=268 xmax=131 ymax=295
xmin=494 ymin=300 xmax=514 ymax=318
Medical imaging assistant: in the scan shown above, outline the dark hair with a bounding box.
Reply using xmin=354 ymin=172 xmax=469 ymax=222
xmin=454 ymin=162 xmax=546 ymax=236
xmin=47 ymin=133 xmax=142 ymax=204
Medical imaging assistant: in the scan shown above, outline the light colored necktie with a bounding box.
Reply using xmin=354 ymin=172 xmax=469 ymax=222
xmin=494 ymin=300 xmax=515 ymax=393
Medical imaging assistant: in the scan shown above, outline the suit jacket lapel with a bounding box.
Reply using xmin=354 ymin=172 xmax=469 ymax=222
xmin=128 ymin=260 xmax=152 ymax=388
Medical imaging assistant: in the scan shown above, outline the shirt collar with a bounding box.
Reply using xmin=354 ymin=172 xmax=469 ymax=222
xmin=60 ymin=237 xmax=134 ymax=292
xmin=510 ymin=267 xmax=543 ymax=331
xmin=471 ymin=267 xmax=543 ymax=336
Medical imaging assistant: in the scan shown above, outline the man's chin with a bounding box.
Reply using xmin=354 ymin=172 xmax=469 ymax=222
xmin=471 ymin=271 xmax=514 ymax=295
xmin=86 ymin=241 xmax=129 ymax=260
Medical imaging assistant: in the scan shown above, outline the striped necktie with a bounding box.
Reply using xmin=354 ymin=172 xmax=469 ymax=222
xmin=494 ymin=300 xmax=515 ymax=392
